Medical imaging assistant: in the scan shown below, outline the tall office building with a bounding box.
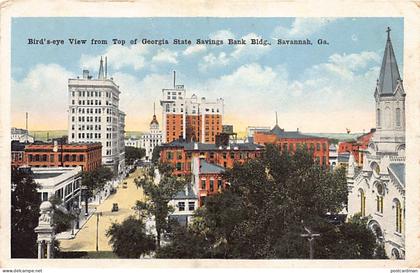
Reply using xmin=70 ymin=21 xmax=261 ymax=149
xmin=67 ymin=57 xmax=126 ymax=175
xmin=160 ymin=72 xmax=224 ymax=144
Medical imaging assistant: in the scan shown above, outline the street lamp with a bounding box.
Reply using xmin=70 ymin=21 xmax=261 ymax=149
xmin=300 ymin=225 xmax=320 ymax=259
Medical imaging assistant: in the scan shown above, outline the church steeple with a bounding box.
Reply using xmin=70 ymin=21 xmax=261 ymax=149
xmin=150 ymin=102 xmax=159 ymax=126
xmin=98 ymin=56 xmax=105 ymax=80
xmin=377 ymin=27 xmax=401 ymax=95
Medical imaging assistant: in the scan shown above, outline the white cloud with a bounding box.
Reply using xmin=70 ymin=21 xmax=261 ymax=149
xmin=209 ymin=29 xmax=235 ymax=40
xmin=273 ymin=18 xmax=336 ymax=38
xmin=112 ymin=72 xmax=173 ymax=131
xmin=199 ymin=52 xmax=230 ymax=72
xmin=80 ymin=44 xmax=149 ymax=71
xmin=12 ymin=64 xmax=75 ymax=129
xmin=151 ymin=48 xmax=178 ymax=64
xmin=183 ymin=44 xmax=207 ymax=56
xmin=231 ymin=32 xmax=271 ymax=60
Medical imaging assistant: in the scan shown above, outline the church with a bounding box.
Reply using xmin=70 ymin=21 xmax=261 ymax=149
xmin=347 ymin=28 xmax=405 ymax=259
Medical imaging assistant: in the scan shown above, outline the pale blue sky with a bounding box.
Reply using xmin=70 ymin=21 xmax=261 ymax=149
xmin=11 ymin=17 xmax=404 ymax=133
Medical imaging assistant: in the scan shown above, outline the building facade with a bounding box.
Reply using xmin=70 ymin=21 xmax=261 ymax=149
xmin=160 ymin=141 xmax=263 ymax=176
xmin=140 ymin=107 xmax=163 ymax=161
xmin=338 ymin=129 xmax=376 ymax=166
xmin=124 ymin=137 xmax=141 ymax=148
xmin=24 ymin=142 xmax=102 ymax=172
xmin=347 ymin=28 xmax=405 ymax=259
xmin=67 ymin=57 xmax=126 ymax=174
xmin=253 ymin=124 xmax=330 ymax=166
xmin=160 ymin=72 xmax=224 ymax=144
xmin=32 ymin=166 xmax=82 ymax=210
xmin=11 ymin=127 xmax=34 ymax=143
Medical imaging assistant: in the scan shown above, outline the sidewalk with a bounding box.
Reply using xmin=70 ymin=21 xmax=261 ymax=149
xmin=55 ymin=205 xmax=97 ymax=240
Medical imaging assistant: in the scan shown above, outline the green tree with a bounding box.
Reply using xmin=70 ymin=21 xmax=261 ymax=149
xmin=49 ymin=195 xmax=75 ymax=234
xmin=106 ymin=216 xmax=155 ymax=258
xmin=158 ymin=144 xmax=382 ymax=259
xmin=11 ymin=168 xmax=40 ymax=258
xmin=125 ymin=146 xmax=146 ymax=165
xmin=134 ymin=163 xmax=187 ymax=248
xmin=81 ymin=166 xmax=114 ymax=215
xmin=151 ymin=145 xmax=162 ymax=165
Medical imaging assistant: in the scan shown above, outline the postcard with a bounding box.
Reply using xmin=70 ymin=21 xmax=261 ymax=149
xmin=1 ymin=0 xmax=419 ymax=271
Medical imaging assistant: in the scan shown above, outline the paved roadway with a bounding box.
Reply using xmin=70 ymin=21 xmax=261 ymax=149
xmin=59 ymin=167 xmax=146 ymax=252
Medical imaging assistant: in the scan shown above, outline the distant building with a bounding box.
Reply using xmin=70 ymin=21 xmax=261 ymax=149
xmin=11 ymin=141 xmax=27 ymax=169
xmin=67 ymin=57 xmax=126 ymax=175
xmin=253 ymin=120 xmax=330 ymax=166
xmin=222 ymin=125 xmax=234 ymax=134
xmin=160 ymin=72 xmax=224 ymax=144
xmin=140 ymin=105 xmax=163 ymax=161
xmin=25 ymin=142 xmax=102 ymax=172
xmin=338 ymin=129 xmax=375 ymax=166
xmin=160 ymin=140 xmax=263 ymax=176
xmin=246 ymin=126 xmax=271 ymax=138
xmin=347 ymin=28 xmax=405 ymax=259
xmin=124 ymin=137 xmax=141 ymax=148
xmin=32 ymin=166 xmax=82 ymax=210
xmin=329 ymin=144 xmax=338 ymax=168
xmin=11 ymin=127 xmax=34 ymax=143
xmin=168 ymin=182 xmax=198 ymax=226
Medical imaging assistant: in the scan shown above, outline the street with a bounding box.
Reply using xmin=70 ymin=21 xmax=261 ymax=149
xmin=59 ymin=167 xmax=146 ymax=252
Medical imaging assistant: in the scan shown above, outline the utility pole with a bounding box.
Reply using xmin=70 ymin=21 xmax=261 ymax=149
xmin=300 ymin=226 xmax=320 ymax=259
xmin=96 ymin=212 xmax=102 ymax=252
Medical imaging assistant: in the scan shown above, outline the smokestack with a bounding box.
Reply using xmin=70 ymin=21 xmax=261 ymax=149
xmin=173 ymin=71 xmax=176 ymax=88
xmin=105 ymin=56 xmax=108 ymax=79
xmin=25 ymin=112 xmax=28 ymax=131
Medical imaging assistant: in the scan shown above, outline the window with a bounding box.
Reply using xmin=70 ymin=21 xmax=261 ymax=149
xmin=210 ymin=180 xmax=214 ymax=192
xmin=217 ymin=179 xmax=222 ymax=190
xmin=376 ymin=195 xmax=384 ymax=213
xmin=396 ymin=108 xmax=401 ymax=127
xmin=377 ymin=108 xmax=381 ymax=127
xmin=316 ymin=143 xmax=321 ymax=151
xmin=201 ymin=179 xmax=206 ymax=190
xmin=50 ymin=154 xmax=54 ymax=162
xmin=42 ymin=192 xmax=48 ymax=202
xmin=360 ymin=189 xmax=366 ymax=217
xmin=188 ymin=202 xmax=195 ymax=211
xmin=166 ymin=152 xmax=173 ymax=160
xmin=395 ymin=200 xmax=402 ymax=233
xmin=176 ymin=162 xmax=182 ymax=171
xmin=178 ymin=202 xmax=185 ymax=211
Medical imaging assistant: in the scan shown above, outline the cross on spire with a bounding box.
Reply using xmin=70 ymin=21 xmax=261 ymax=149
xmin=386 ymin=26 xmax=391 ymax=40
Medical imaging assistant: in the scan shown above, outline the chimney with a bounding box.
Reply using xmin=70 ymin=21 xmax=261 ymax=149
xmin=83 ymin=70 xmax=89 ymax=79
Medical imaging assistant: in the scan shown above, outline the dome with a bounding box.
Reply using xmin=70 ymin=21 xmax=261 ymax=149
xmin=150 ymin=114 xmax=159 ymax=126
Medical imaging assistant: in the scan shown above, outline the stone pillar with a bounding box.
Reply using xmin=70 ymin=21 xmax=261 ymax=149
xmin=46 ymin=242 xmax=51 ymax=259
xmin=34 ymin=201 xmax=55 ymax=259
xmin=37 ymin=241 xmax=42 ymax=259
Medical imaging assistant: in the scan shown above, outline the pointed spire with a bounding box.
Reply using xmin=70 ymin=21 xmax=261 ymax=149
xmin=150 ymin=102 xmax=159 ymax=126
xmin=98 ymin=56 xmax=104 ymax=79
xmin=105 ymin=56 xmax=108 ymax=79
xmin=275 ymin=111 xmax=278 ymax=126
xmin=378 ymin=27 xmax=401 ymax=95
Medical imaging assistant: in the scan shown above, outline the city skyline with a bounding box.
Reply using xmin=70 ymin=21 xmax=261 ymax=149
xmin=11 ymin=17 xmax=403 ymax=133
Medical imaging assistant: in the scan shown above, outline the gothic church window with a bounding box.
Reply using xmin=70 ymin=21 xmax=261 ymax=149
xmin=396 ymin=108 xmax=401 ymax=127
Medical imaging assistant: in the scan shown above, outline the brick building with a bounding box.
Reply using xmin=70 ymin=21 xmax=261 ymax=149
xmin=11 ymin=141 xmax=27 ymax=169
xmin=24 ymin=141 xmax=102 ymax=171
xmin=253 ymin=123 xmax=330 ymax=166
xmin=338 ymin=129 xmax=375 ymax=166
xmin=160 ymin=72 xmax=224 ymax=144
xmin=160 ymin=140 xmax=263 ymax=176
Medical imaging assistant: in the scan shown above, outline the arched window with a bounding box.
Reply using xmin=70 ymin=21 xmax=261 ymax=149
xmin=395 ymin=200 xmax=402 ymax=233
xmin=385 ymin=106 xmax=391 ymax=128
xmin=391 ymin=248 xmax=401 ymax=260
xmin=376 ymin=183 xmax=384 ymax=213
xmin=396 ymin=108 xmax=401 ymax=127
xmin=376 ymin=108 xmax=381 ymax=127
xmin=359 ymin=189 xmax=366 ymax=217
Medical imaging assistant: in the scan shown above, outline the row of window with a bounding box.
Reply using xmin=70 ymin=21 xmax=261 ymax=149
xmin=359 ymin=190 xmax=403 ymax=233
xmin=279 ymin=142 xmax=328 ymax=152
xmin=72 ymin=90 xmax=112 ymax=98
xmin=177 ymin=201 xmax=195 ymax=211
xmin=201 ymin=178 xmax=223 ymax=192
xmin=28 ymin=153 xmax=85 ymax=162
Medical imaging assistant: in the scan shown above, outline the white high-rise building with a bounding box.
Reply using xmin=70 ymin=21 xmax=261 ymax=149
xmin=67 ymin=57 xmax=126 ymax=175
xmin=347 ymin=28 xmax=405 ymax=259
xmin=141 ymin=104 xmax=163 ymax=161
